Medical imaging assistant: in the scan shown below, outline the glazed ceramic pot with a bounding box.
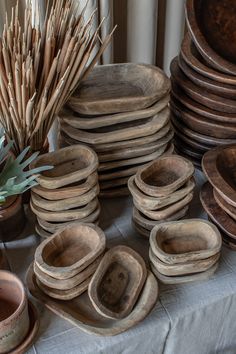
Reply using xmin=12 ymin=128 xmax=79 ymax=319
xmin=0 ymin=271 xmax=30 ymax=352
xmin=0 ymin=195 xmax=25 ymax=241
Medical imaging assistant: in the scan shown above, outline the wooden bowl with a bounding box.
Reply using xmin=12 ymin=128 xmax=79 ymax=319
xmin=0 ymin=271 xmax=30 ymax=353
xmin=200 ymin=182 xmax=236 ymax=240
xmin=88 ymin=246 xmax=147 ymax=319
xmin=185 ymin=0 xmax=236 ymax=74
xmin=213 ymin=189 xmax=236 ymax=221
xmin=149 ymin=248 xmax=220 ymax=276
xmin=181 ymin=33 xmax=236 ymax=85
xmin=135 ymin=155 xmax=194 ymax=197
xmin=174 ymin=146 xmax=202 ymax=170
xmin=202 ymin=144 xmax=236 ymax=207
xmin=99 ymin=186 xmax=130 ymax=198
xmin=67 ymin=63 xmax=170 ymax=115
xmin=35 ymin=223 xmax=52 ymax=238
xmin=35 ymin=223 xmax=106 ymax=279
xmin=132 ymin=220 xmax=151 ymax=239
xmin=150 ymin=219 xmax=222 ymax=264
xmin=172 ymin=123 xmax=208 ymax=153
xmin=173 ymin=137 xmax=204 ymax=160
xmin=30 ymin=145 xmax=99 ymax=189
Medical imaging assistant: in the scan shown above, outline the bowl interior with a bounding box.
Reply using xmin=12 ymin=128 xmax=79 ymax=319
xmin=195 ymin=0 xmax=236 ymax=63
xmin=0 ymin=275 xmax=23 ymax=321
xmin=42 ymin=225 xmax=100 ymax=267
xmin=156 ymin=222 xmax=218 ymax=254
xmin=216 ymin=146 xmax=236 ymax=190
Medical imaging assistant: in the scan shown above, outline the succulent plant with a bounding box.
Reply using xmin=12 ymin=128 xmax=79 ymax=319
xmin=0 ymin=135 xmax=52 ymax=204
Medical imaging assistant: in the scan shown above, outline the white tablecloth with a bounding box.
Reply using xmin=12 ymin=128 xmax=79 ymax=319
xmin=2 ymin=170 xmax=236 ymax=354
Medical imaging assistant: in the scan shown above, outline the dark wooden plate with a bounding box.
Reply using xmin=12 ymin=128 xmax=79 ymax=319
xmin=170 ymin=57 xmax=236 ymax=113
xmin=174 ymin=146 xmax=201 ymax=169
xmin=172 ymin=121 xmax=209 ymax=152
xmin=174 ymin=137 xmax=203 ymax=160
xmin=200 ymin=182 xmax=236 ymax=239
xmin=213 ymin=189 xmax=236 ymax=221
xmin=181 ymin=34 xmax=236 ymax=85
xmin=185 ymin=0 xmax=236 ymax=74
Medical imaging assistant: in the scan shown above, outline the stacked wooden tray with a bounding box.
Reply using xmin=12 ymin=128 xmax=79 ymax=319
xmin=149 ymin=219 xmax=222 ymax=284
xmin=201 ymin=144 xmax=236 ymax=249
xmin=169 ymin=0 xmax=236 ymax=168
xmin=30 ymin=145 xmax=100 ymax=237
xmin=59 ymin=63 xmax=173 ymax=197
xmin=128 ymin=155 xmax=195 ymax=238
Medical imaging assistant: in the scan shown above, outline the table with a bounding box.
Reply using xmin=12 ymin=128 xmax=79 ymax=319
xmin=2 ymin=170 xmax=236 ymax=354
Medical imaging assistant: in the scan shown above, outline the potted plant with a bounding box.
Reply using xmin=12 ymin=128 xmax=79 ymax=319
xmin=0 ymin=135 xmax=51 ymax=241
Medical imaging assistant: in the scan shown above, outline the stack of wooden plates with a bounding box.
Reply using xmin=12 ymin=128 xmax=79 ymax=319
xmin=169 ymin=0 xmax=236 ymax=168
xmin=30 ymin=146 xmax=100 ymax=238
xmin=149 ymin=219 xmax=222 ymax=284
xmin=33 ymin=223 xmax=106 ymax=300
xmin=201 ymin=144 xmax=236 ymax=250
xmin=59 ymin=63 xmax=173 ymax=197
xmin=128 ymin=155 xmax=195 ymax=238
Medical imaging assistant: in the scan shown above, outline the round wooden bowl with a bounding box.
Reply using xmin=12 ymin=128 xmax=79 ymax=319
xmin=185 ymin=0 xmax=236 ymax=74
xmin=135 ymin=155 xmax=194 ymax=197
xmin=30 ymin=145 xmax=99 ymax=189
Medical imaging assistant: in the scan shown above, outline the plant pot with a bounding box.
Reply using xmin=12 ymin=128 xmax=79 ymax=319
xmin=0 ymin=195 xmax=25 ymax=241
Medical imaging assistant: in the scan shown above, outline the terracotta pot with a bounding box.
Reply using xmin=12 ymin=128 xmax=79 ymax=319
xmin=0 ymin=271 xmax=30 ymax=353
xmin=0 ymin=195 xmax=25 ymax=241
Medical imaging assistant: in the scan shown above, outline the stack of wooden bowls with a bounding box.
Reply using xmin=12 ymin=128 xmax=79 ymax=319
xmin=33 ymin=223 xmax=106 ymax=300
xmin=149 ymin=219 xmax=222 ymax=284
xmin=169 ymin=0 xmax=236 ymax=168
xmin=30 ymin=145 xmax=100 ymax=238
xmin=201 ymin=144 xmax=236 ymax=250
xmin=128 ymin=155 xmax=195 ymax=238
xmin=59 ymin=63 xmax=173 ymax=197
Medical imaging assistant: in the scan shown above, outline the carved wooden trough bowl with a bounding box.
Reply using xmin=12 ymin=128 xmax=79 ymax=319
xmin=35 ymin=223 xmax=106 ymax=279
xmin=30 ymin=145 xmax=99 ymax=189
xmin=135 ymin=155 xmax=194 ymax=197
xmin=185 ymin=0 xmax=236 ymax=75
xmin=67 ymin=63 xmax=170 ymax=115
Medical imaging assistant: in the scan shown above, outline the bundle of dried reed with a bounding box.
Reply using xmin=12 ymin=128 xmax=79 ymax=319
xmin=0 ymin=0 xmax=115 ymax=154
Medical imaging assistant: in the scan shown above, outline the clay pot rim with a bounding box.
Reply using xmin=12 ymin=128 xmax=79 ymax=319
xmin=0 ymin=270 xmax=27 ymax=326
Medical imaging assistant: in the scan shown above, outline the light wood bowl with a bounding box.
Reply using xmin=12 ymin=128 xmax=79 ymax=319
xmin=88 ymin=246 xmax=147 ymax=319
xmin=35 ymin=223 xmax=106 ymax=279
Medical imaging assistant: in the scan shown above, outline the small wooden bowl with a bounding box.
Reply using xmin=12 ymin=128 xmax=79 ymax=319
xmin=35 ymin=223 xmax=106 ymax=279
xmin=150 ymin=219 xmax=222 ymax=264
xmin=30 ymin=145 xmax=99 ymax=189
xmin=88 ymin=246 xmax=147 ymax=319
xmin=202 ymin=144 xmax=236 ymax=207
xmin=67 ymin=63 xmax=170 ymax=115
xmin=135 ymin=155 xmax=194 ymax=197
xmin=185 ymin=0 xmax=236 ymax=75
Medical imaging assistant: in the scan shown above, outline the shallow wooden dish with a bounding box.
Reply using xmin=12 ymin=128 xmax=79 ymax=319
xmin=100 ymin=177 xmax=129 ymax=191
xmin=88 ymin=246 xmax=147 ymax=319
xmin=174 ymin=146 xmax=202 ymax=170
xmin=30 ymin=145 xmax=99 ymax=189
xmin=149 ymin=248 xmax=220 ymax=277
xmin=35 ymin=223 xmax=52 ymax=238
xmin=63 ymin=95 xmax=169 ymax=129
xmin=99 ymin=163 xmax=150 ymax=182
xmin=200 ymin=182 xmax=236 ymax=240
xmin=150 ymin=219 xmax=222 ymax=264
xmin=60 ymin=107 xmax=170 ymax=145
xmin=170 ymin=58 xmax=236 ymax=113
xmin=67 ymin=63 xmax=170 ymax=115
xmin=32 ymin=173 xmax=98 ymax=201
xmin=135 ymin=155 xmax=194 ymax=197
xmin=132 ymin=220 xmax=151 ymax=239
xmin=173 ymin=138 xmax=203 ymax=160
xmin=150 ymin=261 xmax=218 ymax=285
xmin=134 ymin=192 xmax=193 ymax=221
xmin=185 ymin=0 xmax=236 ymax=75
xmin=35 ymin=223 xmax=106 ymax=279
xmin=128 ymin=175 xmax=195 ymax=211
xmin=213 ymin=189 xmax=236 ymax=221
xmin=27 ymin=265 xmax=158 ymax=336
xmin=172 ymin=125 xmax=208 ymax=153
xmin=202 ymin=144 xmax=236 ymax=207
xmin=181 ymin=34 xmax=236 ymax=85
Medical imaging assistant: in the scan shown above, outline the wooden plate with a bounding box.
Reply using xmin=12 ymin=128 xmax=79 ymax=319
xmin=67 ymin=63 xmax=170 ymax=114
xmin=185 ymin=0 xmax=236 ymax=74
xmin=174 ymin=146 xmax=202 ymax=170
xmin=174 ymin=138 xmax=203 ymax=160
xmin=213 ymin=189 xmax=236 ymax=221
xmin=27 ymin=265 xmax=158 ymax=336
xmin=172 ymin=125 xmax=208 ymax=153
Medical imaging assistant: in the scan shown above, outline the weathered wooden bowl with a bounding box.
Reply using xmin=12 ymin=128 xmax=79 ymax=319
xmin=173 ymin=144 xmax=202 ymax=170
xmin=0 ymin=271 xmax=30 ymax=353
xmin=174 ymin=137 xmax=203 ymax=160
xmin=213 ymin=189 xmax=236 ymax=221
xmin=132 ymin=220 xmax=151 ymax=239
xmin=32 ymin=172 xmax=98 ymax=200
xmin=202 ymin=144 xmax=236 ymax=207
xmin=185 ymin=0 xmax=236 ymax=74
xmin=35 ymin=223 xmax=106 ymax=279
xmin=150 ymin=219 xmax=222 ymax=265
xmin=67 ymin=63 xmax=170 ymax=115
xmin=100 ymin=177 xmax=129 ymax=191
xmin=172 ymin=123 xmax=208 ymax=153
xmin=149 ymin=248 xmax=220 ymax=277
xmin=30 ymin=145 xmax=99 ymax=189
xmin=135 ymin=155 xmax=194 ymax=197
xmin=88 ymin=246 xmax=147 ymax=319
xmin=35 ymin=223 xmax=52 ymax=238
